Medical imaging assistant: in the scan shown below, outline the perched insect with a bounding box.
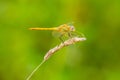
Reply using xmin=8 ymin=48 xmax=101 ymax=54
xmin=29 ymin=23 xmax=83 ymax=42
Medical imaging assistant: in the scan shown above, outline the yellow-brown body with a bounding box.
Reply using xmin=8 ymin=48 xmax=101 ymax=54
xmin=29 ymin=24 xmax=74 ymax=32
xmin=29 ymin=24 xmax=75 ymax=40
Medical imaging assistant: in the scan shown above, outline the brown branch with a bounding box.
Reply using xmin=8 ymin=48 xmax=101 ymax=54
xmin=44 ymin=37 xmax=86 ymax=61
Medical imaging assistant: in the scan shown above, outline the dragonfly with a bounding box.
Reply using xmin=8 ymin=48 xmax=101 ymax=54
xmin=29 ymin=23 xmax=83 ymax=42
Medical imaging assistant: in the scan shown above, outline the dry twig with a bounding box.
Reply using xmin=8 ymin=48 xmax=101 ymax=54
xmin=26 ymin=37 xmax=86 ymax=80
xmin=44 ymin=37 xmax=86 ymax=60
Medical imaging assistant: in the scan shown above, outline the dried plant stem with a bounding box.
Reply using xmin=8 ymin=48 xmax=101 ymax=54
xmin=26 ymin=60 xmax=45 ymax=80
xmin=44 ymin=37 xmax=86 ymax=60
xmin=26 ymin=37 xmax=86 ymax=80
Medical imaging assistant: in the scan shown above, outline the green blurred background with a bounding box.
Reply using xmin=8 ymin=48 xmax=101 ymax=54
xmin=0 ymin=0 xmax=120 ymax=80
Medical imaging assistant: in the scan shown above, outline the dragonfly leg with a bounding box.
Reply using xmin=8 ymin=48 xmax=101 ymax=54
xmin=74 ymin=31 xmax=85 ymax=37
xmin=59 ymin=35 xmax=65 ymax=43
xmin=68 ymin=32 xmax=73 ymax=38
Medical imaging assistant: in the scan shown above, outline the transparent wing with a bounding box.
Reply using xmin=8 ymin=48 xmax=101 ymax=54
xmin=67 ymin=22 xmax=74 ymax=26
xmin=52 ymin=31 xmax=62 ymax=38
xmin=66 ymin=31 xmax=85 ymax=39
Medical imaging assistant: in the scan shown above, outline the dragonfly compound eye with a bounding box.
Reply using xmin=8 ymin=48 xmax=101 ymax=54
xmin=70 ymin=26 xmax=75 ymax=31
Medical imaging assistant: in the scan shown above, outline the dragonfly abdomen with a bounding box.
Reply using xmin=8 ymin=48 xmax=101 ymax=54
xmin=29 ymin=28 xmax=57 ymax=31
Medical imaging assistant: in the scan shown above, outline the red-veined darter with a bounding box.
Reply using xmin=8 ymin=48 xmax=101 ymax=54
xmin=29 ymin=23 xmax=83 ymax=42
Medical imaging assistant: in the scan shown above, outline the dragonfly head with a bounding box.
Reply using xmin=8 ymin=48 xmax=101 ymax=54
xmin=70 ymin=25 xmax=75 ymax=32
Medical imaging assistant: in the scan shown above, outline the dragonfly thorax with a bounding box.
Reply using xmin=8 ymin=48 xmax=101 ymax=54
xmin=57 ymin=24 xmax=75 ymax=33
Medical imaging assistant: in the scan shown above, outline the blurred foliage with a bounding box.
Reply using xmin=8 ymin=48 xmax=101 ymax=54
xmin=0 ymin=0 xmax=120 ymax=80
